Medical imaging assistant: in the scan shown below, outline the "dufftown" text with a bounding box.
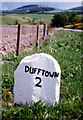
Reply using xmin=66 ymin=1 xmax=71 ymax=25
xmin=25 ymin=65 xmax=59 ymax=78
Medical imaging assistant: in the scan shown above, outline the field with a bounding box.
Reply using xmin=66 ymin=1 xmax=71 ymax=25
xmin=1 ymin=30 xmax=82 ymax=119
xmin=0 ymin=14 xmax=54 ymax=25
xmin=1 ymin=25 xmax=45 ymax=54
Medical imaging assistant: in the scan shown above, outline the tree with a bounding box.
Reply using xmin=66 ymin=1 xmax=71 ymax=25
xmin=51 ymin=14 xmax=68 ymax=27
xmin=68 ymin=12 xmax=77 ymax=24
xmin=74 ymin=15 xmax=81 ymax=23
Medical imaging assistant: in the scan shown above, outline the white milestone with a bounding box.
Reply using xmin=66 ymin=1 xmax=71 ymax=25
xmin=14 ymin=53 xmax=61 ymax=105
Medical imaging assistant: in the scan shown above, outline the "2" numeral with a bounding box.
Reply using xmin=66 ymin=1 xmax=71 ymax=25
xmin=35 ymin=77 xmax=42 ymax=87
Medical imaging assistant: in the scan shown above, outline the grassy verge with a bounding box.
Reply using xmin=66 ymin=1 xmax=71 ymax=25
xmin=1 ymin=30 xmax=82 ymax=119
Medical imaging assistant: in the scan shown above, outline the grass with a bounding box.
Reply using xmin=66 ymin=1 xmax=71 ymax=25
xmin=0 ymin=15 xmax=15 ymax=25
xmin=1 ymin=30 xmax=83 ymax=119
xmin=0 ymin=14 xmax=29 ymax=25
xmin=1 ymin=14 xmax=54 ymax=25
xmin=17 ymin=13 xmax=54 ymax=22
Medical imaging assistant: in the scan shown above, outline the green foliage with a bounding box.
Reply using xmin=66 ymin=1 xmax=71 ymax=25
xmin=68 ymin=12 xmax=77 ymax=24
xmin=74 ymin=15 xmax=82 ymax=23
xmin=14 ymin=19 xmax=19 ymax=25
xmin=51 ymin=12 xmax=82 ymax=27
xmin=68 ymin=12 xmax=82 ymax=24
xmin=1 ymin=30 xmax=82 ymax=119
xmin=51 ymin=14 xmax=68 ymax=27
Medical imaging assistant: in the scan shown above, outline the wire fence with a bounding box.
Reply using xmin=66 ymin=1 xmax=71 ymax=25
xmin=1 ymin=24 xmax=55 ymax=56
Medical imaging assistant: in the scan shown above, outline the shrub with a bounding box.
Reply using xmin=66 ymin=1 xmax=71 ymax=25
xmin=38 ymin=19 xmax=45 ymax=25
xmin=7 ymin=22 xmax=12 ymax=25
xmin=51 ymin=14 xmax=68 ymax=27
xmin=23 ymin=17 xmax=25 ymax=19
xmin=68 ymin=12 xmax=79 ymax=24
xmin=14 ymin=19 xmax=19 ymax=25
xmin=74 ymin=23 xmax=83 ymax=26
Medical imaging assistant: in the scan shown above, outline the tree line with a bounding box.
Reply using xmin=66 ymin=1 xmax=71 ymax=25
xmin=51 ymin=12 xmax=82 ymax=27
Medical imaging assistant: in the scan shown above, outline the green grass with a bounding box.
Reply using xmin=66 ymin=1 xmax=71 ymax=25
xmin=1 ymin=14 xmax=54 ymax=25
xmin=17 ymin=13 xmax=53 ymax=22
xmin=1 ymin=30 xmax=82 ymax=119
xmin=0 ymin=14 xmax=28 ymax=25
xmin=0 ymin=15 xmax=15 ymax=25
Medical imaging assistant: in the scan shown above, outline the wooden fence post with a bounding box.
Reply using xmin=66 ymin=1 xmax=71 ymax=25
xmin=43 ymin=24 xmax=46 ymax=40
xmin=47 ymin=25 xmax=49 ymax=35
xmin=16 ymin=24 xmax=20 ymax=56
xmin=36 ymin=25 xmax=39 ymax=48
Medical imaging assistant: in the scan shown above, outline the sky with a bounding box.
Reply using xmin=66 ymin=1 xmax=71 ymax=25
xmin=0 ymin=0 xmax=82 ymax=11
xmin=1 ymin=0 xmax=82 ymax=2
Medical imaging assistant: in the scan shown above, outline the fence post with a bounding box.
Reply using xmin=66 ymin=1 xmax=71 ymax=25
xmin=43 ymin=24 xmax=46 ymax=40
xmin=16 ymin=24 xmax=20 ymax=56
xmin=36 ymin=25 xmax=39 ymax=48
xmin=47 ymin=25 xmax=49 ymax=35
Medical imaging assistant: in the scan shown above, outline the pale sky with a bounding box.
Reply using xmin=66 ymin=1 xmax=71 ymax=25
xmin=0 ymin=0 xmax=82 ymax=2
xmin=0 ymin=0 xmax=82 ymax=10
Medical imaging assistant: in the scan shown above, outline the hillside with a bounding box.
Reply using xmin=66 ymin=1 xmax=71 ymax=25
xmin=2 ymin=4 xmax=55 ymax=14
xmin=69 ymin=6 xmax=83 ymax=11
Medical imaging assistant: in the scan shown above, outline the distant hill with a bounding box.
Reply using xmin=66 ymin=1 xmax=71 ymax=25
xmin=2 ymin=4 xmax=55 ymax=14
xmin=46 ymin=9 xmax=64 ymax=13
xmin=68 ymin=6 xmax=83 ymax=11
